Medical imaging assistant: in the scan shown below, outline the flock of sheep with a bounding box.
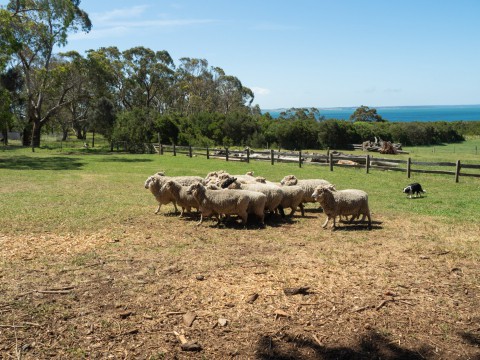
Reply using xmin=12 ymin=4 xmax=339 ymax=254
xmin=144 ymin=170 xmax=372 ymax=230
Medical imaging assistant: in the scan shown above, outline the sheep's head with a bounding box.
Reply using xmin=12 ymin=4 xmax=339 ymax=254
xmin=144 ymin=175 xmax=155 ymax=189
xmin=312 ymin=184 xmax=335 ymax=200
xmin=221 ymin=176 xmax=237 ymax=189
xmin=186 ymin=182 xmax=204 ymax=196
xmin=156 ymin=171 xmax=165 ymax=176
xmin=245 ymin=171 xmax=254 ymax=176
xmin=280 ymin=175 xmax=297 ymax=186
xmin=255 ymin=176 xmax=266 ymax=184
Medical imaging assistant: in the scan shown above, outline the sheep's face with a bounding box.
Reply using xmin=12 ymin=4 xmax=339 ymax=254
xmin=246 ymin=171 xmax=254 ymax=176
xmin=312 ymin=184 xmax=335 ymax=201
xmin=144 ymin=176 xmax=155 ymax=189
xmin=186 ymin=182 xmax=203 ymax=196
xmin=221 ymin=177 xmax=237 ymax=189
xmin=280 ymin=175 xmax=297 ymax=186
xmin=255 ymin=177 xmax=266 ymax=184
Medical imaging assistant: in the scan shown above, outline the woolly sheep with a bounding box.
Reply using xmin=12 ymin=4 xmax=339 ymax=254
xmin=280 ymin=175 xmax=331 ymax=205
xmin=160 ymin=180 xmax=199 ymax=217
xmin=155 ymin=172 xmax=205 ymax=186
xmin=238 ymin=189 xmax=267 ymax=224
xmin=144 ymin=175 xmax=178 ymax=214
xmin=312 ymin=184 xmax=372 ymax=229
xmin=186 ymin=182 xmax=250 ymax=226
xmin=225 ymin=179 xmax=284 ymax=216
xmin=278 ymin=185 xmax=305 ymax=216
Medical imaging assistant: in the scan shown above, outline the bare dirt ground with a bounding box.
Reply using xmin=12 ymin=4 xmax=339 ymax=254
xmin=1 ymin=207 xmax=479 ymax=359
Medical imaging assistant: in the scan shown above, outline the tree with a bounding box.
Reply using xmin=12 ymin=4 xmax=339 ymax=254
xmin=89 ymin=97 xmax=116 ymax=149
xmin=349 ymin=105 xmax=386 ymax=122
xmin=1 ymin=0 xmax=91 ymax=148
xmin=0 ymin=67 xmax=24 ymax=144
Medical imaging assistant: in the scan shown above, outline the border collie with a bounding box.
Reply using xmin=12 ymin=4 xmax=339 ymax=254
xmin=403 ymin=183 xmax=426 ymax=198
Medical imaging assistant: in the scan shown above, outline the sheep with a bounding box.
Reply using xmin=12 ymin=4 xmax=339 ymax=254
xmin=160 ymin=180 xmax=199 ymax=217
xmin=186 ymin=182 xmax=250 ymax=226
xmin=225 ymin=179 xmax=284 ymax=217
xmin=155 ymin=172 xmax=205 ymax=186
xmin=216 ymin=177 xmax=267 ymax=223
xmin=144 ymin=175 xmax=178 ymax=214
xmin=280 ymin=175 xmax=331 ymax=205
xmin=312 ymin=184 xmax=372 ymax=229
xmin=239 ymin=189 xmax=267 ymax=224
xmin=278 ymin=185 xmax=305 ymax=216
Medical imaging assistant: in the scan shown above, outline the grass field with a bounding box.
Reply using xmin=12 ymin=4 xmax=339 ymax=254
xmin=1 ymin=142 xmax=479 ymax=359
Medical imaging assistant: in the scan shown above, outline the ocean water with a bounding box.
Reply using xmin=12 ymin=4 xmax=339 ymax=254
xmin=264 ymin=105 xmax=480 ymax=122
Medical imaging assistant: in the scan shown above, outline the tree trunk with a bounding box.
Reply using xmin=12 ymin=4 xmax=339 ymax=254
xmin=32 ymin=121 xmax=42 ymax=148
xmin=22 ymin=126 xmax=32 ymax=146
xmin=62 ymin=129 xmax=68 ymax=141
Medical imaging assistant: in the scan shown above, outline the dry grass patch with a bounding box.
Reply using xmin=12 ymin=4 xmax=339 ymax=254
xmin=1 ymin=208 xmax=479 ymax=359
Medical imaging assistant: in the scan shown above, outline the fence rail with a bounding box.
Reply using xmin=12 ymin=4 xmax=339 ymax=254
xmin=155 ymin=144 xmax=480 ymax=183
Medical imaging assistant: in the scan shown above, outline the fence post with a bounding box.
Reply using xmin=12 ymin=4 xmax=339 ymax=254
xmin=455 ymin=160 xmax=461 ymax=183
xmin=366 ymin=154 xmax=370 ymax=174
xmin=160 ymin=144 xmax=164 ymax=155
xmin=271 ymin=149 xmax=274 ymax=165
xmin=157 ymin=132 xmax=161 ymax=153
xmin=189 ymin=145 xmax=192 ymax=158
xmin=475 ymin=145 xmax=477 ymax=155
xmin=407 ymin=157 xmax=411 ymax=178
xmin=173 ymin=144 xmax=176 ymax=156
xmin=225 ymin=147 xmax=229 ymax=162
xmin=246 ymin=148 xmax=250 ymax=163
xmin=206 ymin=146 xmax=210 ymax=159
xmin=299 ymin=150 xmax=302 ymax=168
xmin=329 ymin=152 xmax=333 ymax=171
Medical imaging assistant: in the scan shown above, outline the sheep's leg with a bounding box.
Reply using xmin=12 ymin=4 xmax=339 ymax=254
xmin=366 ymin=211 xmax=372 ymax=230
xmin=172 ymin=201 xmax=178 ymax=214
xmin=196 ymin=212 xmax=204 ymax=226
xmin=154 ymin=204 xmax=161 ymax=214
xmin=239 ymin=211 xmax=248 ymax=226
xmin=179 ymin=207 xmax=185 ymax=218
xmin=299 ymin=203 xmax=305 ymax=217
xmin=332 ymin=216 xmax=337 ymax=230
xmin=321 ymin=216 xmax=329 ymax=228
xmin=277 ymin=205 xmax=286 ymax=218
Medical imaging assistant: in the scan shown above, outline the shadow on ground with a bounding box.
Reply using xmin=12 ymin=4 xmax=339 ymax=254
xmin=97 ymin=157 xmax=153 ymax=163
xmin=0 ymin=156 xmax=84 ymax=170
xmin=256 ymin=331 xmax=436 ymax=360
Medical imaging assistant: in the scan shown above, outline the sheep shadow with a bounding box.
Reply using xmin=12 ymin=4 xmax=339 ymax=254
xmin=256 ymin=330 xmax=434 ymax=360
xmin=327 ymin=220 xmax=383 ymax=232
xmin=0 ymin=155 xmax=84 ymax=170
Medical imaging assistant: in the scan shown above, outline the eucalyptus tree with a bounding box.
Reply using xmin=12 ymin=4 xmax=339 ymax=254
xmin=174 ymin=58 xmax=216 ymax=115
xmin=57 ymin=51 xmax=91 ymax=139
xmin=349 ymin=105 xmax=386 ymax=122
xmin=121 ymin=47 xmax=175 ymax=113
xmin=0 ymin=67 xmax=24 ymax=144
xmin=216 ymin=73 xmax=254 ymax=114
xmin=0 ymin=0 xmax=91 ymax=148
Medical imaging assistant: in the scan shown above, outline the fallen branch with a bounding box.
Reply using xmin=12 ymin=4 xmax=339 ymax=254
xmin=0 ymin=322 xmax=41 ymax=329
xmin=166 ymin=311 xmax=186 ymax=316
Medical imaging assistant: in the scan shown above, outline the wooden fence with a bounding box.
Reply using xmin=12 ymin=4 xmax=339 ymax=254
xmin=154 ymin=144 xmax=480 ymax=183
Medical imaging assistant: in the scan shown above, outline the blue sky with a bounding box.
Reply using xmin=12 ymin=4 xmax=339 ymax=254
xmin=2 ymin=0 xmax=480 ymax=109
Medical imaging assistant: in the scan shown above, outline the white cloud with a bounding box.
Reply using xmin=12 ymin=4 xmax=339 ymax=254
xmin=252 ymin=87 xmax=271 ymax=96
xmin=93 ymin=6 xmax=149 ymax=23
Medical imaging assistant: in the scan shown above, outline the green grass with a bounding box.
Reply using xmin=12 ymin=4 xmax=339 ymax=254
xmin=1 ymin=140 xmax=479 ymax=235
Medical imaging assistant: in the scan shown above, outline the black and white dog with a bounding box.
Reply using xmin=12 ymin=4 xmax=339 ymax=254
xmin=403 ymin=183 xmax=426 ymax=198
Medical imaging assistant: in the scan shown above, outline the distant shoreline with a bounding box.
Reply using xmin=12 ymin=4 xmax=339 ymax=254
xmin=263 ymin=104 xmax=480 ymax=122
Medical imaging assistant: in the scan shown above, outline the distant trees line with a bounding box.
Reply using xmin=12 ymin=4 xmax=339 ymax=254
xmin=0 ymin=1 xmax=476 ymax=151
